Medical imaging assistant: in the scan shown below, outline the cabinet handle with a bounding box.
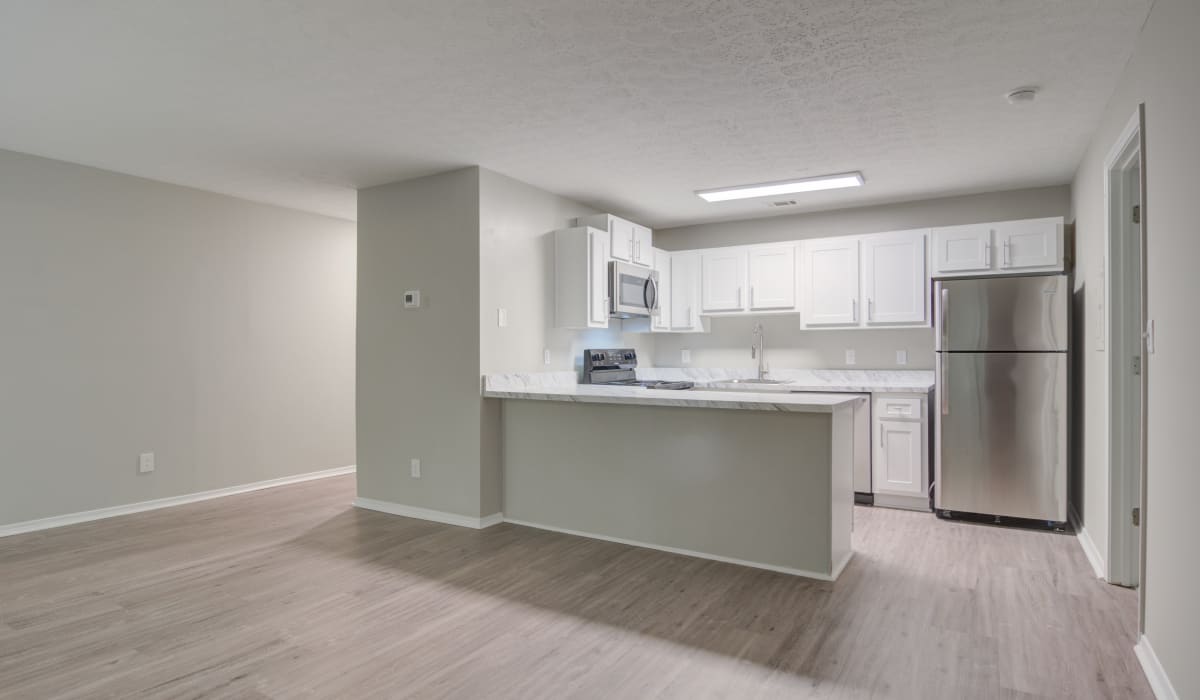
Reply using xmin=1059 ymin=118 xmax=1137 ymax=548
xmin=737 ymin=287 xmax=742 ymax=308
xmin=867 ymin=298 xmax=874 ymax=321
xmin=880 ymin=424 xmax=885 ymax=449
xmin=851 ymin=298 xmax=858 ymax=322
xmin=749 ymin=287 xmax=755 ymax=308
xmin=984 ymin=243 xmax=991 ymax=267
xmin=1003 ymin=240 xmax=1011 ymax=266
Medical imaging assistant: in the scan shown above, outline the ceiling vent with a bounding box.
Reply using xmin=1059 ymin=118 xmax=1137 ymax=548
xmin=768 ymin=200 xmax=798 ymax=208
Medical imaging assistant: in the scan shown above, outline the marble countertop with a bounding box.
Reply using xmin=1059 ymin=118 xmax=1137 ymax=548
xmin=483 ymin=372 xmax=864 ymax=413
xmin=637 ymin=368 xmax=935 ymax=393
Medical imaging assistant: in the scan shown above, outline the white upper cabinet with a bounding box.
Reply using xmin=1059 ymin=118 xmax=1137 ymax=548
xmin=800 ymin=238 xmax=860 ymax=327
xmin=701 ymin=249 xmax=748 ymax=312
xmin=931 ymin=224 xmax=992 ymax=273
xmin=574 ymin=214 xmax=653 ymax=267
xmin=553 ymin=226 xmax=609 ymax=329
xmin=747 ymin=244 xmax=797 ymax=311
xmin=932 ymin=217 xmax=1063 ymax=277
xmin=669 ymin=252 xmax=709 ymax=332
xmin=862 ymin=230 xmax=928 ymax=325
xmin=651 ymin=248 xmax=671 ymax=331
xmin=994 ymin=218 xmax=1061 ymax=271
xmin=632 ymin=224 xmax=654 ymax=266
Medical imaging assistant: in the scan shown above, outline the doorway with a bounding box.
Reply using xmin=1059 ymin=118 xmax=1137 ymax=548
xmin=1104 ymin=106 xmax=1146 ymax=593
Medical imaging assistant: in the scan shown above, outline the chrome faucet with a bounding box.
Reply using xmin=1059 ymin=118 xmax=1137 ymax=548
xmin=751 ymin=323 xmax=766 ymax=380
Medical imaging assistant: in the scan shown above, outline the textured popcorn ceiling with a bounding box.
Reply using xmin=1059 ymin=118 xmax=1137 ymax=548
xmin=0 ymin=1 xmax=1150 ymax=225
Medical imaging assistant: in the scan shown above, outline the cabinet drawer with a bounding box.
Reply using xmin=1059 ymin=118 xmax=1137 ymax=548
xmin=874 ymin=397 xmax=922 ymax=421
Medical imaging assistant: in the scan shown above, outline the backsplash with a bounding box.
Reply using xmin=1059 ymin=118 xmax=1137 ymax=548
xmin=650 ymin=315 xmax=935 ymax=370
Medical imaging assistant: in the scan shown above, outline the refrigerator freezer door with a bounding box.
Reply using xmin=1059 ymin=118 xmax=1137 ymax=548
xmin=935 ymin=275 xmax=1068 ymax=352
xmin=935 ymin=351 xmax=1068 ymax=521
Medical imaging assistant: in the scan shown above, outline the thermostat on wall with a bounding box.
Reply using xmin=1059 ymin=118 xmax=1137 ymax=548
xmin=404 ymin=290 xmax=421 ymax=308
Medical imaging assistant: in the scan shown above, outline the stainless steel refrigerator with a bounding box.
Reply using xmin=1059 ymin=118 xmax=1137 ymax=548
xmin=934 ymin=273 xmax=1069 ymax=524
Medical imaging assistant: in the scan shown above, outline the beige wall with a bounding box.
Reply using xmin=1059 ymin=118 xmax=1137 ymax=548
xmin=652 ymin=186 xmax=1070 ymax=370
xmin=1071 ymin=0 xmax=1200 ymax=695
xmin=356 ymin=167 xmax=486 ymax=518
xmin=0 ymin=149 xmax=356 ymax=527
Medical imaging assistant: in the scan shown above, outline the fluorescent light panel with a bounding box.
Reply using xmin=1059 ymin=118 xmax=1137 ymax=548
xmin=696 ymin=172 xmax=864 ymax=202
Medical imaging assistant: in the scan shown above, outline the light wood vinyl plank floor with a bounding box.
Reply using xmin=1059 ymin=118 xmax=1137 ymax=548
xmin=0 ymin=475 xmax=1150 ymax=699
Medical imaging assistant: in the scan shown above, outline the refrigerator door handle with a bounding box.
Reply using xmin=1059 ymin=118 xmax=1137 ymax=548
xmin=939 ymin=287 xmax=949 ymax=350
xmin=939 ymin=352 xmax=949 ymax=415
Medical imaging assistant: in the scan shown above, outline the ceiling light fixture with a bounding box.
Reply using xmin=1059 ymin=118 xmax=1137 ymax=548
xmin=696 ymin=172 xmax=865 ymax=203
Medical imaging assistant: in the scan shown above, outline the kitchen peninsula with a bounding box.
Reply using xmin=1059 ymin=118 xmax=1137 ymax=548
xmin=484 ymin=372 xmax=863 ymax=580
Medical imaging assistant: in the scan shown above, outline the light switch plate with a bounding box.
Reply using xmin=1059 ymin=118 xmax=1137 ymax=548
xmin=543 ymin=349 xmax=551 ymax=365
xmin=896 ymin=350 xmax=907 ymax=365
xmin=404 ymin=290 xmax=421 ymax=308
xmin=497 ymin=308 xmax=508 ymax=327
xmin=138 ymin=452 xmax=155 ymax=474
xmin=410 ymin=458 xmax=421 ymax=478
xmin=845 ymin=349 xmax=856 ymax=365
xmin=681 ymin=349 xmax=691 ymax=364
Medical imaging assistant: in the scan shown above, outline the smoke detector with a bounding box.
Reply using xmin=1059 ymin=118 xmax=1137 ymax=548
xmin=1006 ymin=87 xmax=1039 ymax=104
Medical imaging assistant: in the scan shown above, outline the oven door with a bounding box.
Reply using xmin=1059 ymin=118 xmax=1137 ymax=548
xmin=609 ymin=261 xmax=659 ymax=318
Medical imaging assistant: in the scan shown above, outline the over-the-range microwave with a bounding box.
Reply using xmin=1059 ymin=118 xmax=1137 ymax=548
xmin=609 ymin=260 xmax=660 ymax=318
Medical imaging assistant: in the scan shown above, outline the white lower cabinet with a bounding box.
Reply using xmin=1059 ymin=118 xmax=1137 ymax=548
xmin=870 ymin=393 xmax=930 ymax=511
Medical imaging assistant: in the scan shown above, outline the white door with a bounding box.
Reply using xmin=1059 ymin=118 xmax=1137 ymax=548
xmin=588 ymin=231 xmax=610 ymax=327
xmin=701 ymin=249 xmax=747 ymax=312
xmin=609 ymin=217 xmax=634 ymax=263
xmin=670 ymin=252 xmax=699 ymax=331
xmin=874 ymin=420 xmax=923 ymax=495
xmin=931 ymin=225 xmax=992 ymax=274
xmin=862 ymin=231 xmax=927 ymax=325
xmin=801 ymin=238 xmax=859 ymax=326
xmin=652 ymin=249 xmax=671 ymax=331
xmin=631 ymin=224 xmax=654 ymax=267
xmin=748 ymin=244 xmax=797 ymax=311
xmin=994 ymin=218 xmax=1061 ymax=270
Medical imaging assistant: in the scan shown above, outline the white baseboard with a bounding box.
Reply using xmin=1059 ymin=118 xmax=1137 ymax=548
xmin=502 ymin=516 xmax=846 ymax=582
xmin=1069 ymin=504 xmax=1106 ymax=580
xmin=872 ymin=493 xmax=932 ymax=512
xmin=1135 ymin=635 xmax=1179 ymax=700
xmin=0 ymin=465 xmax=357 ymax=539
xmin=352 ymin=497 xmax=503 ymax=530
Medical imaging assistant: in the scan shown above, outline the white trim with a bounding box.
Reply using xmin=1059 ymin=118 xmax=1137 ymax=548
xmin=871 ymin=493 xmax=931 ymax=512
xmin=352 ymin=497 xmax=503 ymax=530
xmin=1069 ymin=504 xmax=1106 ymax=580
xmin=1135 ymin=635 xmax=1179 ymax=700
xmin=0 ymin=465 xmax=357 ymax=538
xmin=503 ymin=516 xmax=851 ymax=582
xmin=1103 ymin=109 xmax=1145 ymax=589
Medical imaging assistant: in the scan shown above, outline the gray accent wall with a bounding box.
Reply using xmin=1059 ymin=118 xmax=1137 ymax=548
xmin=650 ymin=186 xmax=1070 ymax=370
xmin=1071 ymin=0 xmax=1200 ymax=696
xmin=0 ymin=149 xmax=356 ymax=527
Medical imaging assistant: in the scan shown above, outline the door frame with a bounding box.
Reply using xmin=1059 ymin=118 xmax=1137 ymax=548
xmin=1102 ymin=106 xmax=1148 ymax=600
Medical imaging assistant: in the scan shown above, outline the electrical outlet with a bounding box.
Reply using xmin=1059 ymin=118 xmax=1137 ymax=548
xmin=543 ymin=349 xmax=551 ymax=365
xmin=497 ymin=308 xmax=508 ymax=327
xmin=845 ymin=349 xmax=856 ymax=365
xmin=410 ymin=458 xmax=421 ymax=478
xmin=896 ymin=350 xmax=908 ymax=366
xmin=138 ymin=452 xmax=155 ymax=474
xmin=681 ymin=349 xmax=691 ymax=364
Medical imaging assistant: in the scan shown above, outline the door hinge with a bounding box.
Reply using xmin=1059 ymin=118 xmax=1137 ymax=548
xmin=1132 ymin=355 xmax=1142 ymax=376
xmin=1132 ymin=204 xmax=1141 ymax=224
xmin=1132 ymin=507 xmax=1141 ymax=527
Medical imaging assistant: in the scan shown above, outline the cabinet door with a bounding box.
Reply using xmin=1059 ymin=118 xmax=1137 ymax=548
xmin=748 ymin=244 xmax=797 ymax=311
xmin=701 ymin=249 xmax=747 ymax=312
xmin=587 ymin=231 xmax=610 ymax=327
xmin=932 ymin=224 xmax=992 ymax=274
xmin=651 ymin=249 xmax=671 ymax=331
xmin=670 ymin=252 xmax=697 ymax=330
xmin=801 ymin=238 xmax=859 ymax=326
xmin=874 ymin=419 xmax=923 ymax=495
xmin=631 ymin=224 xmax=654 ymax=267
xmin=609 ymin=217 xmax=634 ymax=262
xmin=862 ymin=231 xmax=927 ymax=325
xmin=994 ymin=218 xmax=1061 ymax=270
